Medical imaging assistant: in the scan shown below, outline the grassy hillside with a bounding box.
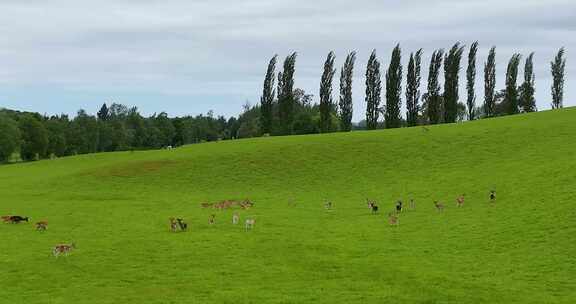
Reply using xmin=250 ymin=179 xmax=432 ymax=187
xmin=1 ymin=108 xmax=575 ymax=304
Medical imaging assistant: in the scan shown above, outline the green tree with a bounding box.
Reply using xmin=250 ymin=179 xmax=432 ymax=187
xmin=97 ymin=103 xmax=109 ymax=121
xmin=467 ymin=41 xmax=479 ymax=120
xmin=339 ymin=51 xmax=356 ymax=132
xmin=427 ymin=49 xmax=444 ymax=124
xmin=385 ymin=44 xmax=403 ymax=128
xmin=365 ymin=50 xmax=382 ymax=130
xmin=260 ymin=55 xmax=277 ymax=135
xmin=19 ymin=114 xmax=49 ymax=161
xmin=484 ymin=47 xmax=497 ymax=117
xmin=319 ymin=51 xmax=336 ymax=133
xmin=443 ymin=42 xmax=465 ymax=123
xmin=504 ymin=53 xmax=522 ymax=115
xmin=45 ymin=115 xmax=69 ymax=157
xmin=551 ymin=47 xmax=566 ymax=109
xmin=519 ymin=52 xmax=537 ymax=112
xmin=278 ymin=52 xmax=297 ymax=135
xmin=0 ymin=114 xmax=21 ymax=162
xmin=406 ymin=49 xmax=422 ymax=127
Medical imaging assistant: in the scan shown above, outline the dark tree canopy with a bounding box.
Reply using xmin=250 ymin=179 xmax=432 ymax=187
xmin=260 ymin=55 xmax=277 ymax=135
xmin=443 ymin=42 xmax=465 ymax=123
xmin=339 ymin=51 xmax=356 ymax=132
xmin=406 ymin=49 xmax=422 ymax=127
xmin=519 ymin=52 xmax=537 ymax=113
xmin=385 ymin=44 xmax=403 ymax=129
xmin=551 ymin=47 xmax=566 ymax=109
xmin=427 ymin=49 xmax=444 ymax=124
xmin=365 ymin=50 xmax=382 ymax=130
xmin=467 ymin=41 xmax=479 ymax=120
xmin=319 ymin=51 xmax=336 ymax=133
xmin=484 ymin=47 xmax=497 ymax=117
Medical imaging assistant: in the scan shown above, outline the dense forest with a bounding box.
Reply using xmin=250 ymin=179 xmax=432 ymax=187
xmin=0 ymin=44 xmax=567 ymax=163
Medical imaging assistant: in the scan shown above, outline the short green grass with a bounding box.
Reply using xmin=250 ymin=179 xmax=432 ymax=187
xmin=1 ymin=108 xmax=575 ymax=304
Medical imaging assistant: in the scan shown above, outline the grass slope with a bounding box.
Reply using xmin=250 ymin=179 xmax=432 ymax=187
xmin=1 ymin=109 xmax=575 ymax=304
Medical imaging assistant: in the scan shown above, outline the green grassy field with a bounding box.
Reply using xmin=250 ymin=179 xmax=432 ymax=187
xmin=1 ymin=108 xmax=575 ymax=303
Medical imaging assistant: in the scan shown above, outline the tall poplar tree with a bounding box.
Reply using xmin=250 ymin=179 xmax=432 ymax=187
xmin=320 ymin=51 xmax=336 ymax=133
xmin=484 ymin=47 xmax=497 ymax=117
xmin=365 ymin=50 xmax=382 ymax=130
xmin=466 ymin=41 xmax=478 ymax=120
xmin=551 ymin=47 xmax=566 ymax=109
xmin=339 ymin=51 xmax=356 ymax=132
xmin=504 ymin=53 xmax=522 ymax=115
xmin=260 ymin=55 xmax=277 ymax=135
xmin=406 ymin=49 xmax=422 ymax=127
xmin=385 ymin=44 xmax=403 ymax=128
xmin=278 ymin=52 xmax=297 ymax=135
xmin=427 ymin=49 xmax=444 ymax=124
xmin=519 ymin=52 xmax=537 ymax=112
xmin=443 ymin=42 xmax=465 ymax=123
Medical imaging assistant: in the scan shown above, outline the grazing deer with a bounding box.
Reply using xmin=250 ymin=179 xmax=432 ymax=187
xmin=324 ymin=201 xmax=332 ymax=210
xmin=232 ymin=213 xmax=239 ymax=225
xmin=176 ymin=218 xmax=187 ymax=231
xmin=169 ymin=218 xmax=178 ymax=232
xmin=53 ymin=243 xmax=76 ymax=257
xmin=489 ymin=190 xmax=496 ymax=203
xmin=388 ymin=213 xmax=399 ymax=226
xmin=201 ymin=202 xmax=213 ymax=208
xmin=395 ymin=200 xmax=403 ymax=213
xmin=367 ymin=200 xmax=378 ymax=214
xmin=1 ymin=215 xmax=12 ymax=223
xmin=245 ymin=219 xmax=255 ymax=231
xmin=434 ymin=201 xmax=444 ymax=212
xmin=9 ymin=216 xmax=28 ymax=224
xmin=209 ymin=214 xmax=216 ymax=225
xmin=35 ymin=221 xmax=48 ymax=231
xmin=409 ymin=199 xmax=416 ymax=210
xmin=456 ymin=194 xmax=465 ymax=207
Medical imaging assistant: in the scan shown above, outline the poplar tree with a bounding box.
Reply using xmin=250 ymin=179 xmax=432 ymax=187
xmin=406 ymin=49 xmax=422 ymax=127
xmin=365 ymin=50 xmax=382 ymax=130
xmin=385 ymin=44 xmax=403 ymax=128
xmin=443 ymin=42 xmax=465 ymax=123
xmin=278 ymin=52 xmax=297 ymax=135
xmin=484 ymin=47 xmax=496 ymax=117
xmin=551 ymin=47 xmax=566 ymax=109
xmin=519 ymin=52 xmax=537 ymax=112
xmin=260 ymin=55 xmax=277 ymax=135
xmin=504 ymin=53 xmax=522 ymax=115
xmin=320 ymin=51 xmax=336 ymax=133
xmin=427 ymin=49 xmax=444 ymax=124
xmin=339 ymin=51 xmax=356 ymax=132
xmin=466 ymin=41 xmax=478 ymax=120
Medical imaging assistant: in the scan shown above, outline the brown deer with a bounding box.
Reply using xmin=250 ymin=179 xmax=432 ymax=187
xmin=434 ymin=201 xmax=444 ymax=212
xmin=53 ymin=243 xmax=76 ymax=257
xmin=456 ymin=194 xmax=465 ymax=207
xmin=388 ymin=213 xmax=399 ymax=226
xmin=1 ymin=215 xmax=12 ymax=223
xmin=35 ymin=221 xmax=48 ymax=231
xmin=169 ymin=218 xmax=178 ymax=232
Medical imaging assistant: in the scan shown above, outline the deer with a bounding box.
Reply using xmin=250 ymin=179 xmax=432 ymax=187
xmin=1 ymin=215 xmax=12 ymax=223
xmin=53 ymin=243 xmax=76 ymax=257
xmin=232 ymin=213 xmax=239 ymax=225
xmin=8 ymin=216 xmax=28 ymax=224
xmin=367 ymin=200 xmax=378 ymax=214
xmin=209 ymin=214 xmax=216 ymax=225
xmin=324 ymin=201 xmax=333 ymax=210
xmin=176 ymin=218 xmax=187 ymax=231
xmin=388 ymin=213 xmax=399 ymax=226
xmin=456 ymin=194 xmax=465 ymax=207
xmin=35 ymin=221 xmax=48 ymax=231
xmin=169 ymin=218 xmax=178 ymax=232
xmin=395 ymin=200 xmax=403 ymax=213
xmin=434 ymin=201 xmax=444 ymax=212
xmin=200 ymin=202 xmax=213 ymax=209
xmin=245 ymin=218 xmax=255 ymax=231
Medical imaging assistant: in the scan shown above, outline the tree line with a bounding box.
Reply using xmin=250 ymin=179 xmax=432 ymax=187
xmin=0 ymin=43 xmax=567 ymax=163
xmin=260 ymin=43 xmax=566 ymax=132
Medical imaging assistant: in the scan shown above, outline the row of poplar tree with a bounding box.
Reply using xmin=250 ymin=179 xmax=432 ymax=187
xmin=260 ymin=43 xmax=567 ymax=134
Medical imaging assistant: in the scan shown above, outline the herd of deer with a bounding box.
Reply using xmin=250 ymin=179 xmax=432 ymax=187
xmin=358 ymin=190 xmax=496 ymax=227
xmin=170 ymin=199 xmax=257 ymax=233
xmin=1 ymin=215 xmax=74 ymax=256
xmin=3 ymin=191 xmax=496 ymax=258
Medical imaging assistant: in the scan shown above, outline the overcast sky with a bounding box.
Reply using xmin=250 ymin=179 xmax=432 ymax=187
xmin=0 ymin=0 xmax=574 ymax=121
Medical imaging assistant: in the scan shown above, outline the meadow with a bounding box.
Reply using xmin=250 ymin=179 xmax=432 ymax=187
xmin=1 ymin=108 xmax=575 ymax=303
